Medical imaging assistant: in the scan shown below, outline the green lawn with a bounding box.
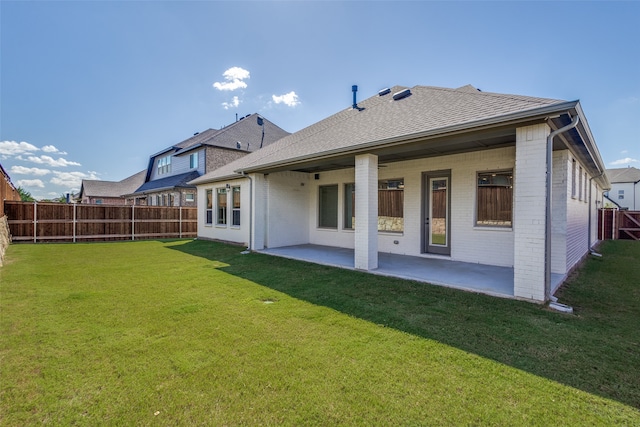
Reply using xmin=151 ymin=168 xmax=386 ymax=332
xmin=1 ymin=239 xmax=638 ymax=425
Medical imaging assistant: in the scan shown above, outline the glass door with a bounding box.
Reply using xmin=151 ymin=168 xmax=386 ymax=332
xmin=423 ymin=171 xmax=451 ymax=255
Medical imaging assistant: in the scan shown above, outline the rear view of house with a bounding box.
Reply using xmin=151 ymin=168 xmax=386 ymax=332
xmin=191 ymin=85 xmax=609 ymax=303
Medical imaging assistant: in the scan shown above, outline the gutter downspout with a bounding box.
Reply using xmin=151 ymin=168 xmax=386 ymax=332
xmin=545 ymin=114 xmax=580 ymax=302
xmin=241 ymin=172 xmax=253 ymax=252
xmin=588 ymin=171 xmax=606 ymax=254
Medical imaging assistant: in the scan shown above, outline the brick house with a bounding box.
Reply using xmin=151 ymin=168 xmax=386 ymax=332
xmin=125 ymin=114 xmax=289 ymax=206
xmin=190 ymin=85 xmax=610 ymax=303
xmin=79 ymin=170 xmax=146 ymax=205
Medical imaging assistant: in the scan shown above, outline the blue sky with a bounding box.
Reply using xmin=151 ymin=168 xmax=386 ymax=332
xmin=1 ymin=1 xmax=639 ymax=200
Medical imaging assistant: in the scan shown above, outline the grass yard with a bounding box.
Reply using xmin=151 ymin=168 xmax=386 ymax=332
xmin=1 ymin=239 xmax=639 ymax=425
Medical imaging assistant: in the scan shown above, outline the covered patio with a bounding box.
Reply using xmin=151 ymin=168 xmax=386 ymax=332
xmin=259 ymin=244 xmax=565 ymax=300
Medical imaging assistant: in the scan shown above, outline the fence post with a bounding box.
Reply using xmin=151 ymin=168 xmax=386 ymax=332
xmin=73 ymin=203 xmax=77 ymax=243
xmin=132 ymin=204 xmax=135 ymax=241
xmin=179 ymin=206 xmax=183 ymax=238
xmin=33 ymin=202 xmax=37 ymax=243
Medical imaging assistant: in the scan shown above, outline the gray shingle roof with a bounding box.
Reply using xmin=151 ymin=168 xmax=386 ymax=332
xmin=191 ymin=84 xmax=568 ymax=184
xmin=173 ymin=114 xmax=290 ymax=152
xmin=134 ymin=171 xmax=200 ymax=193
xmin=81 ymin=170 xmax=146 ymax=198
xmin=606 ymin=167 xmax=640 ymax=183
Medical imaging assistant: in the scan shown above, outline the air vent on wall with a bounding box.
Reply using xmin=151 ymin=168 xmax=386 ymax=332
xmin=392 ymin=89 xmax=411 ymax=100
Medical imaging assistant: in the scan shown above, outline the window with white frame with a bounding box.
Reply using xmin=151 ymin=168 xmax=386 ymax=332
xmin=217 ymin=188 xmax=227 ymax=225
xmin=205 ymin=190 xmax=213 ymax=224
xmin=578 ymin=166 xmax=583 ymax=201
xmin=476 ymin=170 xmax=513 ymax=227
xmin=618 ymin=189 xmax=625 ymax=200
xmin=232 ymin=186 xmax=241 ymax=226
xmin=584 ymin=172 xmax=588 ymax=202
xmin=190 ymin=152 xmax=198 ymax=169
xmin=185 ymin=193 xmax=195 ymax=203
xmin=157 ymin=155 xmax=171 ymax=175
xmin=571 ymin=159 xmax=577 ymax=198
xmin=344 ymin=183 xmax=355 ymax=229
xmin=378 ymin=179 xmax=404 ymax=232
xmin=318 ymin=185 xmax=338 ymax=228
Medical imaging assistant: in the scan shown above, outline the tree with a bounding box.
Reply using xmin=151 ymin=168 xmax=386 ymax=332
xmin=17 ymin=186 xmax=35 ymax=202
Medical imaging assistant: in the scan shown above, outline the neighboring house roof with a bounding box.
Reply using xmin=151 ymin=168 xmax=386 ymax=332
xmin=191 ymin=84 xmax=607 ymax=186
xmin=606 ymin=167 xmax=640 ymax=183
xmin=80 ymin=170 xmax=146 ymax=199
xmin=142 ymin=114 xmax=290 ymax=183
xmin=133 ymin=171 xmax=201 ymax=194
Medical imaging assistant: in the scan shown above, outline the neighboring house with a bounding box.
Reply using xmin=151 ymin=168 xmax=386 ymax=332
xmin=191 ymin=84 xmax=610 ymax=303
xmin=79 ymin=170 xmax=147 ymax=205
xmin=125 ymin=114 xmax=289 ymax=206
xmin=605 ymin=167 xmax=640 ymax=210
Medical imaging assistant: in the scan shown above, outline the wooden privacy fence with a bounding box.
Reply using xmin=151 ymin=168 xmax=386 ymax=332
xmin=4 ymin=201 xmax=197 ymax=243
xmin=598 ymin=208 xmax=640 ymax=241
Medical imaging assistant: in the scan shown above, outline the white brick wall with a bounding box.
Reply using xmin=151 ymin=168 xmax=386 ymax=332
xmin=306 ymin=146 xmax=516 ymax=266
xmin=354 ymin=154 xmax=378 ymax=270
xmin=195 ymin=178 xmax=250 ymax=246
xmin=513 ymin=124 xmax=549 ymax=302
xmin=265 ymin=171 xmax=310 ymax=248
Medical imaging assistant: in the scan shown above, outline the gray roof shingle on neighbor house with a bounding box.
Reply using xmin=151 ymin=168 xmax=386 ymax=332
xmin=81 ymin=170 xmax=146 ymax=198
xmin=134 ymin=171 xmax=201 ymax=193
xmin=173 ymin=114 xmax=290 ymax=153
xmin=191 ymin=84 xmax=576 ymax=185
xmin=606 ymin=167 xmax=640 ymax=183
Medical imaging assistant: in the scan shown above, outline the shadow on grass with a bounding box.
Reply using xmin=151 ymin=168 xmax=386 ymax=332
xmin=168 ymin=240 xmax=640 ymax=409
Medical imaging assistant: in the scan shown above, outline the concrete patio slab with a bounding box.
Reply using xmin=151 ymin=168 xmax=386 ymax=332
xmin=259 ymin=244 xmax=565 ymax=299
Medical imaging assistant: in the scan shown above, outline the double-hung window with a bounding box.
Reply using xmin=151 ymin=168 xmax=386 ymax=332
xmin=232 ymin=186 xmax=241 ymax=226
xmin=205 ymin=189 xmax=213 ymax=224
xmin=157 ymin=155 xmax=171 ymax=175
xmin=217 ymin=188 xmax=227 ymax=225
xmin=190 ymin=152 xmax=198 ymax=169
xmin=476 ymin=170 xmax=513 ymax=227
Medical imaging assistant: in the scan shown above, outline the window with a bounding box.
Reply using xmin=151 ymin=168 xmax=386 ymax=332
xmin=476 ymin=170 xmax=513 ymax=227
xmin=578 ymin=166 xmax=583 ymax=201
xmin=571 ymin=159 xmax=576 ymax=198
xmin=584 ymin=172 xmax=588 ymax=203
xmin=318 ymin=185 xmax=338 ymax=228
xmin=217 ymin=188 xmax=227 ymax=225
xmin=232 ymin=186 xmax=241 ymax=226
xmin=157 ymin=155 xmax=171 ymax=175
xmin=190 ymin=152 xmax=198 ymax=169
xmin=95 ymin=199 xmax=102 ymax=205
xmin=185 ymin=193 xmax=195 ymax=202
xmin=205 ymin=190 xmax=213 ymax=224
xmin=378 ymin=179 xmax=404 ymax=232
xmin=619 ymin=189 xmax=625 ymax=200
xmin=344 ymin=183 xmax=355 ymax=229
xmin=156 ymin=195 xmax=162 ymax=206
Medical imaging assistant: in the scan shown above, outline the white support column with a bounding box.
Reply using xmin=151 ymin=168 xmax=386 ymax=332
xmin=354 ymin=154 xmax=378 ymax=270
xmin=514 ymin=123 xmax=550 ymax=302
xmin=251 ymin=173 xmax=266 ymax=250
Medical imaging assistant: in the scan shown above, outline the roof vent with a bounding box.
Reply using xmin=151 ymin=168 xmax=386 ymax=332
xmin=236 ymin=141 xmax=241 ymax=149
xmin=392 ymin=89 xmax=411 ymax=101
xmin=193 ymin=132 xmax=199 ymax=136
xmin=378 ymin=88 xmax=391 ymax=96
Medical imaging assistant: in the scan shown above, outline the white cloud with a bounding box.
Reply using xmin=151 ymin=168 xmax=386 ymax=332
xmin=272 ymin=91 xmax=300 ymax=107
xmin=26 ymin=155 xmax=81 ymax=167
xmin=610 ymin=157 xmax=639 ymax=166
xmin=50 ymin=171 xmax=98 ymax=188
xmin=0 ymin=140 xmax=39 ymax=156
xmin=17 ymin=179 xmax=45 ymax=188
xmin=621 ymin=150 xmax=628 ymax=154
xmin=41 ymin=145 xmax=67 ymax=155
xmin=222 ymin=96 xmax=240 ymax=110
xmin=213 ymin=67 xmax=250 ymax=91
xmin=10 ymin=166 xmax=51 ymax=176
